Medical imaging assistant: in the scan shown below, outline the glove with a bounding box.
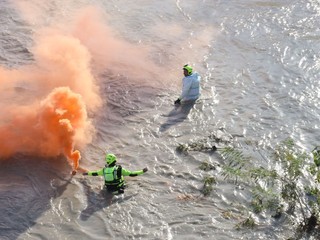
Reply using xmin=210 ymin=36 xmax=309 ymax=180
xmin=143 ymin=167 xmax=148 ymax=173
xmin=174 ymin=98 xmax=181 ymax=105
xmin=83 ymin=172 xmax=88 ymax=176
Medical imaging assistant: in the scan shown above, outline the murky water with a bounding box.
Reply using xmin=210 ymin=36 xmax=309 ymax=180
xmin=1 ymin=0 xmax=319 ymax=239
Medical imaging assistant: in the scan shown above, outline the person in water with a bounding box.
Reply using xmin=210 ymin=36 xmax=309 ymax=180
xmin=174 ymin=64 xmax=201 ymax=105
xmin=83 ymin=153 xmax=148 ymax=195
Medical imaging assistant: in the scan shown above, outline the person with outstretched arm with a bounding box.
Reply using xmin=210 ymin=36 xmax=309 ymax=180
xmin=174 ymin=64 xmax=201 ymax=105
xmin=83 ymin=153 xmax=148 ymax=195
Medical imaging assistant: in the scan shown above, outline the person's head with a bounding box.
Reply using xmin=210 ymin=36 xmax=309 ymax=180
xmin=183 ymin=64 xmax=193 ymax=76
xmin=105 ymin=153 xmax=117 ymax=166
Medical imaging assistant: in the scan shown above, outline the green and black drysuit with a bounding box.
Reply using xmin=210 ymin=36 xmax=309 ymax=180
xmin=87 ymin=164 xmax=144 ymax=194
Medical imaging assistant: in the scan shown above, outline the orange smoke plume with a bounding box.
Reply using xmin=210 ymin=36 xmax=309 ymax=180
xmin=0 ymin=3 xmax=165 ymax=172
xmin=37 ymin=87 xmax=89 ymax=170
xmin=69 ymin=6 xmax=164 ymax=83
xmin=0 ymin=87 xmax=91 ymax=171
xmin=0 ymin=16 xmax=101 ymax=172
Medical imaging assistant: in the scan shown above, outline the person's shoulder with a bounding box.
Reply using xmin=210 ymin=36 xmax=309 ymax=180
xmin=190 ymin=72 xmax=200 ymax=78
xmin=193 ymin=72 xmax=201 ymax=79
xmin=193 ymin=72 xmax=200 ymax=76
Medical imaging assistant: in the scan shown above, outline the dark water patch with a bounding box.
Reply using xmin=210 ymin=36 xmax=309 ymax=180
xmin=79 ymin=178 xmax=138 ymax=221
xmin=0 ymin=155 xmax=72 ymax=240
xmin=160 ymin=100 xmax=196 ymax=132
xmin=0 ymin=3 xmax=33 ymax=67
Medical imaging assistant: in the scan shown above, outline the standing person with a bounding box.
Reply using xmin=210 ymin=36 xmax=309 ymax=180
xmin=174 ymin=64 xmax=201 ymax=105
xmin=83 ymin=153 xmax=148 ymax=195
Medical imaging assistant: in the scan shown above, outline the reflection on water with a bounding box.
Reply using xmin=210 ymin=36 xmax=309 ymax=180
xmin=0 ymin=156 xmax=71 ymax=240
xmin=160 ymin=100 xmax=196 ymax=132
xmin=79 ymin=179 xmax=113 ymax=221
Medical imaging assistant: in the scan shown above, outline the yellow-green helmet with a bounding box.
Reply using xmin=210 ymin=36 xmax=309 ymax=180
xmin=105 ymin=153 xmax=117 ymax=165
xmin=183 ymin=64 xmax=193 ymax=75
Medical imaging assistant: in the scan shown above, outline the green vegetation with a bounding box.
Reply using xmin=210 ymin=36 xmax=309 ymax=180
xmin=202 ymin=176 xmax=217 ymax=196
xmin=199 ymin=160 xmax=216 ymax=171
xmin=177 ymin=136 xmax=320 ymax=239
xmin=235 ymin=215 xmax=256 ymax=229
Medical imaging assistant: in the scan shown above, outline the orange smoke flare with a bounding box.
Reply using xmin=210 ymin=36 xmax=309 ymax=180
xmin=0 ymin=87 xmax=89 ymax=172
xmin=0 ymin=11 xmax=102 ymax=173
xmin=37 ymin=87 xmax=88 ymax=171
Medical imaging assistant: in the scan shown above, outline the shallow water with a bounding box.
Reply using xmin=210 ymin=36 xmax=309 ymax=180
xmin=0 ymin=0 xmax=320 ymax=239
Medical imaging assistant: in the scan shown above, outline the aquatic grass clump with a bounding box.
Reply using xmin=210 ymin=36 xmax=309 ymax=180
xmin=180 ymin=134 xmax=320 ymax=236
xmin=274 ymin=138 xmax=307 ymax=181
xmin=176 ymin=143 xmax=189 ymax=153
xmin=250 ymin=186 xmax=281 ymax=215
xmin=176 ymin=130 xmax=231 ymax=154
xmin=199 ymin=160 xmax=216 ymax=171
xmin=312 ymin=146 xmax=320 ymax=167
xmin=219 ymin=138 xmax=320 ymax=236
xmin=176 ymin=142 xmax=217 ymax=154
xmin=235 ymin=215 xmax=256 ymax=230
xmin=202 ymin=176 xmax=217 ymax=196
xmin=220 ymin=147 xmax=251 ymax=184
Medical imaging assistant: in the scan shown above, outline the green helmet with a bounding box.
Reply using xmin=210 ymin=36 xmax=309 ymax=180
xmin=105 ymin=153 xmax=117 ymax=165
xmin=183 ymin=64 xmax=193 ymax=75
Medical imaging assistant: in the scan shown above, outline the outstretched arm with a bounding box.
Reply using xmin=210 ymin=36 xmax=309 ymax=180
xmin=122 ymin=167 xmax=148 ymax=177
xmin=83 ymin=168 xmax=104 ymax=176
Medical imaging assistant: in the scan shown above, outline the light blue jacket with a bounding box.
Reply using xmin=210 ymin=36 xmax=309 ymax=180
xmin=180 ymin=72 xmax=201 ymax=101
